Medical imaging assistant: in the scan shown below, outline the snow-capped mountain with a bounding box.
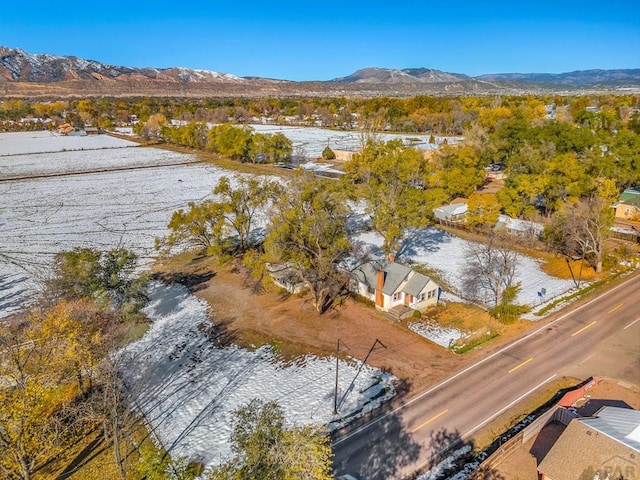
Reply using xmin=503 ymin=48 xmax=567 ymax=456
xmin=0 ymin=47 xmax=244 ymax=83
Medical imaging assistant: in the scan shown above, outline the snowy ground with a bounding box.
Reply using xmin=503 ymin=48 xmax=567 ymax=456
xmin=0 ymin=146 xmax=264 ymax=318
xmin=123 ymin=282 xmax=396 ymax=472
xmin=0 ymin=146 xmax=196 ymax=179
xmin=352 ymin=227 xmax=575 ymax=310
xmin=0 ymin=130 xmax=138 ymax=156
xmin=250 ymin=124 xmax=460 ymax=157
xmin=408 ymin=322 xmax=465 ymax=348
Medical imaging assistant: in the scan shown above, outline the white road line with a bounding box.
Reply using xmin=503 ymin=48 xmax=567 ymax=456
xmin=333 ymin=276 xmax=637 ymax=445
xmin=409 ymin=374 xmax=558 ymax=475
xmin=624 ymin=317 xmax=640 ymax=330
xmin=461 ymin=374 xmax=558 ymax=438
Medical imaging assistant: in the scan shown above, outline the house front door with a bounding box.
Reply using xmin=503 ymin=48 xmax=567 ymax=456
xmin=405 ymin=294 xmax=412 ymax=306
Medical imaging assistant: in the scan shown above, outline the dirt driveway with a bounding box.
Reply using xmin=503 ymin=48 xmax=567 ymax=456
xmin=154 ymin=253 xmax=467 ymax=397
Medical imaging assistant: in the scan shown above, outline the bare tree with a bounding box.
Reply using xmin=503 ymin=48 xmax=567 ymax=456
xmin=462 ymin=237 xmax=519 ymax=307
xmin=549 ymin=194 xmax=614 ymax=274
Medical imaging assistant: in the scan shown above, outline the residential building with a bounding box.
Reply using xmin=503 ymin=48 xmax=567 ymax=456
xmin=350 ymin=258 xmax=439 ymax=318
xmin=537 ymin=406 xmax=640 ymax=480
xmin=433 ymin=201 xmax=468 ymax=224
xmin=494 ymin=214 xmax=544 ymax=239
xmin=613 ymin=188 xmax=640 ymax=221
xmin=266 ymin=263 xmax=306 ymax=294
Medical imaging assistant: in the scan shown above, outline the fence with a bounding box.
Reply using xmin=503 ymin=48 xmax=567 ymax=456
xmin=610 ymin=229 xmax=640 ymax=243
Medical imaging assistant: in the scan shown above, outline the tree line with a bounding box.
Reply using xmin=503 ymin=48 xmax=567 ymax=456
xmin=3 ymin=93 xmax=639 ymax=135
xmin=142 ymin=120 xmax=294 ymax=164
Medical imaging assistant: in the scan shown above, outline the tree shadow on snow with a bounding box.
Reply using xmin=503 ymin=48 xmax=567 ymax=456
xmin=397 ymin=227 xmax=453 ymax=260
xmin=0 ymin=273 xmax=30 ymax=315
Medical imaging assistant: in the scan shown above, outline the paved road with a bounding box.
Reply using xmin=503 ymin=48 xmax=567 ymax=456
xmin=332 ymin=273 xmax=640 ymax=480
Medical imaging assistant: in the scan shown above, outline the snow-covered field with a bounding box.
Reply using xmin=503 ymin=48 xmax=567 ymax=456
xmin=250 ymin=124 xmax=460 ymax=157
xmin=353 ymin=227 xmax=575 ymax=309
xmin=0 ymin=149 xmax=255 ymax=318
xmin=0 ymin=145 xmax=196 ymax=179
xmin=0 ymin=130 xmax=139 ymax=156
xmin=123 ymin=282 xmax=396 ymax=471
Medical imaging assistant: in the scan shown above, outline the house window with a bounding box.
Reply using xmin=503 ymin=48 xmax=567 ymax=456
xmin=393 ymin=291 xmax=402 ymax=302
xmin=417 ymin=292 xmax=426 ymax=302
xmin=427 ymin=289 xmax=437 ymax=299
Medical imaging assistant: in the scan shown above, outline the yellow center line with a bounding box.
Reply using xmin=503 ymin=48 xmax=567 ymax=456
xmin=411 ymin=409 xmax=449 ymax=433
xmin=608 ymin=303 xmax=624 ymax=313
xmin=571 ymin=320 xmax=597 ymax=337
xmin=508 ymin=357 xmax=534 ymax=374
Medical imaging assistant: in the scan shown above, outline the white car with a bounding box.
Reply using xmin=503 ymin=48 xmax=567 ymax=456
xmin=337 ymin=475 xmax=359 ymax=480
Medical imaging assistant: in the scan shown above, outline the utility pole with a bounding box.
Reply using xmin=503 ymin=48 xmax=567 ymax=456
xmin=337 ymin=338 xmax=387 ymax=412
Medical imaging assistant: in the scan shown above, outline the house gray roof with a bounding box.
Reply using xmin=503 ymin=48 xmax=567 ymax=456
xmin=381 ymin=262 xmax=412 ymax=296
xmin=581 ymin=406 xmax=640 ymax=452
xmin=352 ymin=260 xmax=432 ymax=297
xmin=538 ymin=407 xmax=640 ymax=479
xmin=403 ymin=271 xmax=431 ymax=296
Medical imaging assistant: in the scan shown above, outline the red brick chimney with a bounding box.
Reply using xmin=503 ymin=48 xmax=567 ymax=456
xmin=375 ymin=270 xmax=384 ymax=307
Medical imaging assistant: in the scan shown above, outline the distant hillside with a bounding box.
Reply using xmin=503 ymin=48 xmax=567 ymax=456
xmin=332 ymin=67 xmax=472 ymax=84
xmin=1 ymin=46 xmax=638 ymax=98
xmin=475 ymin=69 xmax=640 ymax=86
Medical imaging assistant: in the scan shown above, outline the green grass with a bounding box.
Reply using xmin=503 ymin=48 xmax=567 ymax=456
xmin=452 ymin=331 xmax=500 ymax=354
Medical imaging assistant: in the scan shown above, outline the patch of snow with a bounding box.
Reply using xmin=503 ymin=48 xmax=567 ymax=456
xmin=249 ymin=124 xmax=460 ymax=158
xmin=0 ymin=146 xmax=196 ymax=179
xmin=122 ymin=282 xmax=396 ymax=471
xmin=626 ymin=424 xmax=640 ymax=443
xmin=408 ymin=322 xmax=464 ymax=348
xmin=415 ymin=444 xmax=472 ymax=480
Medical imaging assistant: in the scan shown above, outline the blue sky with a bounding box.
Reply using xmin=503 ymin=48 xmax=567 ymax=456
xmin=3 ymin=1 xmax=639 ymax=80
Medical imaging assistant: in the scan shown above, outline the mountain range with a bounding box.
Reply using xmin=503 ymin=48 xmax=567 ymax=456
xmin=1 ymin=47 xmax=639 ymax=98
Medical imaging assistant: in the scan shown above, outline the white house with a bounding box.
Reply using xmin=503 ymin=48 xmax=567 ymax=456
xmin=494 ymin=214 xmax=544 ymax=239
xmin=433 ymin=202 xmax=468 ymax=223
xmin=350 ymin=259 xmax=439 ymax=317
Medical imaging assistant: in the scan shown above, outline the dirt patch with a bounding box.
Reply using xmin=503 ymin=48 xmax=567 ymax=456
xmin=153 ymin=252 xmax=468 ymax=396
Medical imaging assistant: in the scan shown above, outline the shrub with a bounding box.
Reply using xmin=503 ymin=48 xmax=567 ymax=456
xmin=322 ymin=146 xmax=336 ymax=160
xmin=412 ymin=309 xmax=422 ymax=319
